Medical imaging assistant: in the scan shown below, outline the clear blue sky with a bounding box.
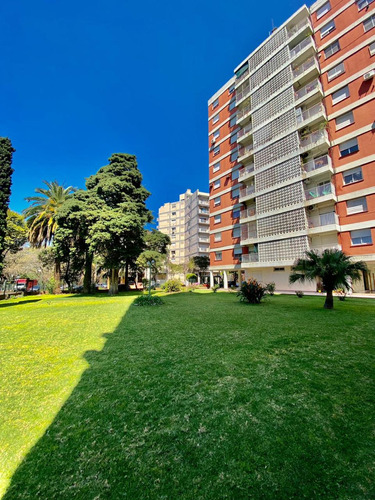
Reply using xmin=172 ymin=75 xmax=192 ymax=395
xmin=2 ymin=0 xmax=303 ymax=224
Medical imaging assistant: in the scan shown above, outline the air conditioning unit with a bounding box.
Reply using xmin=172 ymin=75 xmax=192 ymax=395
xmin=363 ymin=70 xmax=375 ymax=81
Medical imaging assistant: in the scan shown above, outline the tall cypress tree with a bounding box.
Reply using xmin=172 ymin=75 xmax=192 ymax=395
xmin=0 ymin=138 xmax=15 ymax=276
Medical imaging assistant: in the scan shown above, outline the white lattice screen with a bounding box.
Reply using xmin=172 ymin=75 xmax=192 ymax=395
xmin=254 ymin=132 xmax=299 ymax=170
xmin=250 ymin=47 xmax=290 ymax=91
xmin=257 ymin=208 xmax=307 ymax=238
xmin=258 ymin=236 xmax=309 ymax=262
xmin=255 ymin=156 xmax=301 ymax=192
xmin=248 ymin=28 xmax=288 ymax=72
xmin=257 ymin=181 xmax=304 ymax=214
xmin=252 ymin=87 xmax=294 ymax=129
xmin=251 ymin=67 xmax=293 ymax=109
xmin=253 ymin=109 xmax=297 ymax=149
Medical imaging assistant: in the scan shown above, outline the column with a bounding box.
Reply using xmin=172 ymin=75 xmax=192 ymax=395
xmin=223 ymin=270 xmax=229 ymax=290
xmin=210 ymin=271 xmax=214 ymax=288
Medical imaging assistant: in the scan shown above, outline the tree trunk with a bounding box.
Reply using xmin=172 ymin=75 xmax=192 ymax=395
xmin=324 ymin=289 xmax=334 ymax=309
xmin=53 ymin=259 xmax=62 ymax=294
xmin=108 ymin=268 xmax=119 ymax=295
xmin=83 ymin=251 xmax=93 ymax=294
xmin=124 ymin=260 xmax=130 ymax=291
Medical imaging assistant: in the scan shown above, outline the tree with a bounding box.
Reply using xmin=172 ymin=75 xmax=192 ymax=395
xmin=23 ymin=180 xmax=75 ymax=293
xmin=289 ymin=249 xmax=368 ymax=309
xmin=4 ymin=210 xmax=27 ymax=256
xmin=193 ymin=255 xmax=210 ymax=284
xmin=3 ymin=247 xmax=54 ymax=288
xmin=0 ymin=137 xmax=15 ymax=277
xmin=85 ymin=153 xmax=152 ymax=294
xmin=144 ymin=230 xmax=171 ymax=254
xmin=136 ymin=250 xmax=166 ymax=283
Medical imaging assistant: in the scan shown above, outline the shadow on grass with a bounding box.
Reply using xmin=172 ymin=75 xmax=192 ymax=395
xmin=0 ymin=299 xmax=42 ymax=308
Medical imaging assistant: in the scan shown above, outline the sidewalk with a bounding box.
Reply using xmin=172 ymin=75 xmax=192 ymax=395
xmin=277 ymin=290 xmax=375 ymax=299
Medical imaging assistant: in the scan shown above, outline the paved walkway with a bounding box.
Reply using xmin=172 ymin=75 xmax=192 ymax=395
xmin=277 ymin=290 xmax=375 ymax=299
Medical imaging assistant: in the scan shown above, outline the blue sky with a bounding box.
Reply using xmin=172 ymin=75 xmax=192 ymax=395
xmin=2 ymin=0 xmax=303 ymax=225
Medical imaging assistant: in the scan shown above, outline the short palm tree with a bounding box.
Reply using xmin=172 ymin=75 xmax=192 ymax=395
xmin=289 ymin=249 xmax=368 ymax=309
xmin=23 ymin=181 xmax=75 ymax=292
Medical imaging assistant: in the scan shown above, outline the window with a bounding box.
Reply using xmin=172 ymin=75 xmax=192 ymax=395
xmin=212 ymin=114 xmax=219 ymax=124
xmin=230 ymin=151 xmax=239 ymax=162
xmin=340 ymin=137 xmax=359 ymax=157
xmin=214 ymin=196 xmax=221 ymax=206
xmin=230 ymin=116 xmax=237 ymax=127
xmin=229 ymin=84 xmax=235 ymax=94
xmin=213 ymin=130 xmax=220 ymax=140
xmin=232 ymin=209 xmax=240 ymax=218
xmin=234 ymin=248 xmax=242 ymax=260
xmin=215 ymin=251 xmax=222 ymax=261
xmin=212 ymin=98 xmax=219 ymax=110
xmin=274 ymin=267 xmax=285 ymax=271
xmin=232 ymin=169 xmax=240 ymax=180
xmin=233 ymin=227 xmax=241 ymax=238
xmin=327 ymin=62 xmax=345 ymax=81
xmin=370 ymin=41 xmax=375 ymax=56
xmin=320 ymin=20 xmax=335 ymax=38
xmin=335 ymin=111 xmax=354 ymax=130
xmin=213 ymin=162 xmax=220 ymax=173
xmin=229 ymin=100 xmax=236 ymax=111
xmin=363 ymin=14 xmax=375 ymax=32
xmin=350 ymin=228 xmax=372 ymax=245
xmin=232 ymin=188 xmax=240 ymax=199
xmin=357 ymin=0 xmax=374 ymax=11
xmin=214 ymin=232 xmax=222 ymax=242
xmin=213 ymin=145 xmax=220 ymax=156
xmin=347 ymin=197 xmax=367 ymax=215
xmin=230 ymin=133 xmax=237 ymax=144
xmin=324 ymin=40 xmax=340 ymax=59
xmin=317 ymin=1 xmax=331 ymax=19
xmin=171 ymin=211 xmax=176 ymax=216
xmin=214 ymin=214 xmax=221 ymax=224
xmin=213 ymin=179 xmax=221 ymax=189
xmin=343 ymin=166 xmax=363 ymax=185
xmin=332 ymin=85 xmax=349 ymax=105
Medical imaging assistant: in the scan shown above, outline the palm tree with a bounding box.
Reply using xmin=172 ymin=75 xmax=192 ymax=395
xmin=289 ymin=249 xmax=368 ymax=309
xmin=23 ymin=181 xmax=75 ymax=292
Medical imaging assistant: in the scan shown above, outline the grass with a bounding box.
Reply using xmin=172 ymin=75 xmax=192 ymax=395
xmin=0 ymin=292 xmax=374 ymax=499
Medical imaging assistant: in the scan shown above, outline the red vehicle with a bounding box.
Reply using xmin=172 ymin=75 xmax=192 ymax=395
xmin=15 ymin=279 xmax=38 ymax=293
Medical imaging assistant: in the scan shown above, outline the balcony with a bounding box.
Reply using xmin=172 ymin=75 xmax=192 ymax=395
xmin=239 ymin=163 xmax=255 ymax=181
xmin=237 ymin=103 xmax=252 ymax=124
xmin=307 ymin=211 xmax=339 ymax=234
xmin=293 ymin=56 xmax=319 ymax=85
xmin=237 ymin=123 xmax=253 ymax=144
xmin=304 ymin=182 xmax=335 ymax=203
xmin=296 ymin=102 xmax=326 ymax=128
xmin=299 ymin=129 xmax=329 ymax=154
xmin=240 ymin=205 xmax=256 ymax=219
xmin=239 ymin=184 xmax=255 ymax=201
xmin=302 ymin=154 xmax=332 ymax=176
xmin=241 ymin=224 xmax=257 ymax=243
xmin=199 ymin=200 xmax=209 ymax=206
xmin=235 ymin=68 xmax=250 ymax=87
xmin=199 ymin=209 xmax=209 ymax=215
xmin=198 ymin=237 xmax=210 ymax=243
xmin=242 ymin=253 xmax=259 ymax=263
xmin=290 ymin=36 xmax=315 ymax=60
xmin=238 ymin=143 xmax=254 ymax=162
xmin=236 ymin=84 xmax=250 ymax=104
xmin=294 ymin=79 xmax=322 ymax=105
xmin=288 ymin=18 xmax=312 ymax=38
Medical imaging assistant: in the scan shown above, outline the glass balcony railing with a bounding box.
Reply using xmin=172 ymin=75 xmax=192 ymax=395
xmin=296 ymin=102 xmax=325 ymax=124
xmin=242 ymin=253 xmax=259 ymax=263
xmin=302 ymin=154 xmax=331 ymax=173
xmin=288 ymin=18 xmax=312 ymax=37
xmin=294 ymin=78 xmax=321 ymax=101
xmin=242 ymin=225 xmax=257 ymax=240
xmin=290 ymin=36 xmax=314 ymax=58
xmin=237 ymin=103 xmax=251 ymax=120
xmin=300 ymin=129 xmax=328 ymax=150
xmin=236 ymin=85 xmax=250 ymax=102
xmin=240 ymin=205 xmax=256 ymax=219
xmin=236 ymin=69 xmax=249 ymax=85
xmin=240 ymin=185 xmax=255 ymax=198
xmin=304 ymin=182 xmax=333 ymax=200
xmin=292 ymin=56 xmax=318 ymax=79
xmin=307 ymin=212 xmax=337 ymax=228
xmin=238 ymin=143 xmax=254 ymax=159
xmin=239 ymin=164 xmax=255 ymax=180
xmin=238 ymin=123 xmax=253 ymax=139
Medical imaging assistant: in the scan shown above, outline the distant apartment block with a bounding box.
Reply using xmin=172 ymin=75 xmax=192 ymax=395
xmin=208 ymin=0 xmax=375 ymax=292
xmin=158 ymin=189 xmax=209 ymax=268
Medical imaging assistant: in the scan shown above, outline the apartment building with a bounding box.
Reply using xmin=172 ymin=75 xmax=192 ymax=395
xmin=208 ymin=0 xmax=375 ymax=292
xmin=158 ymin=189 xmax=210 ymax=273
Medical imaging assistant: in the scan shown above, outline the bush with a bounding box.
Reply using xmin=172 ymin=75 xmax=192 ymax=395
xmin=133 ymin=295 xmax=164 ymax=306
xmin=186 ymin=273 xmax=197 ymax=283
xmin=212 ymin=284 xmax=220 ymax=293
xmin=296 ymin=291 xmax=304 ymax=298
xmin=266 ymin=282 xmax=276 ymax=295
xmin=162 ymin=279 xmax=183 ymax=293
xmin=46 ymin=278 xmax=56 ymax=294
xmin=237 ymin=279 xmax=267 ymax=304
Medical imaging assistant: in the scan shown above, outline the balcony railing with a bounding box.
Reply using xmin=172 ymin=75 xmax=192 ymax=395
xmin=199 ymin=209 xmax=209 ymax=215
xmin=300 ymin=129 xmax=328 ymax=150
xmin=240 ymin=205 xmax=256 ymax=219
xmin=236 ymin=69 xmax=249 ymax=85
xmin=237 ymin=103 xmax=251 ymax=121
xmin=199 ymin=200 xmax=209 ymax=206
xmin=288 ymin=18 xmax=311 ymax=37
xmin=238 ymin=123 xmax=252 ymax=139
xmin=242 ymin=225 xmax=257 ymax=240
xmin=236 ymin=85 xmax=250 ymax=102
xmin=292 ymin=56 xmax=317 ymax=79
xmin=302 ymin=154 xmax=330 ymax=173
xmin=294 ymin=78 xmax=321 ymax=101
xmin=242 ymin=253 xmax=259 ymax=263
xmin=239 ymin=164 xmax=255 ymax=180
xmin=308 ymin=212 xmax=337 ymax=228
xmin=240 ymin=185 xmax=255 ymax=198
xmin=290 ymin=36 xmax=314 ymax=58
xmin=304 ymin=182 xmax=333 ymax=200
xmin=296 ymin=102 xmax=325 ymax=124
xmin=238 ymin=143 xmax=254 ymax=159
xmin=198 ymin=237 xmax=210 ymax=243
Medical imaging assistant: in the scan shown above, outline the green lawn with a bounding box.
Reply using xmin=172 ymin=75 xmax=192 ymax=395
xmin=0 ymin=292 xmax=374 ymax=499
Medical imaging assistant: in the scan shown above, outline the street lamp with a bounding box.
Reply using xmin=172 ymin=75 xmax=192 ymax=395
xmin=147 ymin=260 xmax=155 ymax=297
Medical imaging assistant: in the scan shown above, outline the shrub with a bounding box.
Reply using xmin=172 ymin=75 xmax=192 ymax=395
xmin=295 ymin=290 xmax=304 ymax=298
xmin=212 ymin=284 xmax=220 ymax=293
xmin=186 ymin=273 xmax=197 ymax=283
xmin=46 ymin=278 xmax=56 ymax=294
xmin=162 ymin=279 xmax=183 ymax=293
xmin=266 ymin=282 xmax=276 ymax=295
xmin=237 ymin=279 xmax=267 ymax=304
xmin=133 ymin=295 xmax=164 ymax=306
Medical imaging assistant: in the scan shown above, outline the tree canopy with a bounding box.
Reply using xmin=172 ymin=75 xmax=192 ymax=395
xmin=4 ymin=210 xmax=27 ymax=256
xmin=0 ymin=137 xmax=15 ymax=276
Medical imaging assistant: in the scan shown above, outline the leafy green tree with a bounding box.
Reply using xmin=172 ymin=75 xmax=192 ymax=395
xmin=289 ymin=249 xmax=368 ymax=309
xmin=0 ymin=137 xmax=15 ymax=277
xmin=136 ymin=250 xmax=166 ymax=283
xmin=23 ymin=180 xmax=75 ymax=293
xmin=144 ymin=230 xmax=170 ymax=254
xmin=4 ymin=210 xmax=27 ymax=256
xmin=193 ymin=255 xmax=210 ymax=283
xmin=86 ymin=153 xmax=152 ymax=294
